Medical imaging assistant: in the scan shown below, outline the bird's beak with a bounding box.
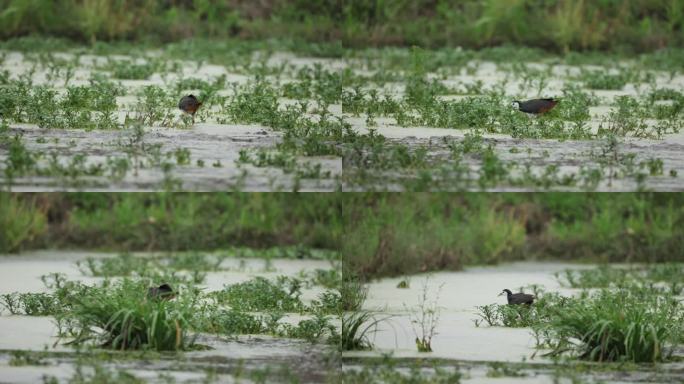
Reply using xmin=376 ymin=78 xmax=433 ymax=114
xmin=497 ymin=291 xmax=504 ymax=296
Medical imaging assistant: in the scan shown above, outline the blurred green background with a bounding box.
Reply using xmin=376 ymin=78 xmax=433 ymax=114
xmin=342 ymin=193 xmax=684 ymax=279
xmin=0 ymin=0 xmax=340 ymax=44
xmin=1 ymin=0 xmax=682 ymax=52
xmin=0 ymin=193 xmax=342 ymax=252
xmin=2 ymin=194 xmax=682 ymax=279
xmin=343 ymin=0 xmax=684 ymax=52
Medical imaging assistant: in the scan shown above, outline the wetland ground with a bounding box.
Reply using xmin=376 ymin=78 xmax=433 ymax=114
xmin=1 ymin=40 xmax=683 ymax=191
xmin=0 ymin=39 xmax=343 ymax=191
xmin=341 ymin=262 xmax=684 ymax=383
xmin=341 ymin=47 xmax=684 ymax=191
xmin=0 ymin=249 xmax=341 ymax=383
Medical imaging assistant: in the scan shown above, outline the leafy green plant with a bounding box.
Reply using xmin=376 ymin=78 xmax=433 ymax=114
xmin=339 ymin=311 xmax=378 ymax=351
xmin=534 ymin=290 xmax=682 ymax=362
xmin=56 ymin=279 xmax=197 ymax=351
xmin=215 ymin=277 xmax=303 ymax=312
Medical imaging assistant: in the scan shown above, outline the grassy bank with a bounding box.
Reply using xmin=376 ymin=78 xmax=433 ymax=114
xmin=1 ymin=1 xmax=681 ymax=54
xmin=343 ymin=0 xmax=684 ymax=53
xmin=3 ymin=194 xmax=683 ymax=276
xmin=0 ymin=193 xmax=342 ymax=253
xmin=0 ymin=0 xmax=340 ymax=45
xmin=343 ymin=193 xmax=684 ymax=279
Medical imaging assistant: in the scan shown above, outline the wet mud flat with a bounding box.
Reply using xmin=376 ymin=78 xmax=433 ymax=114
xmin=0 ymin=335 xmax=335 ymax=384
xmin=0 ymin=251 xmax=340 ymax=383
xmin=4 ymin=124 xmax=340 ymax=192
xmin=341 ymin=262 xmax=684 ymax=383
xmin=0 ymin=49 xmax=343 ymax=191
xmin=342 ymin=131 xmax=684 ymax=191
xmin=341 ymin=54 xmax=684 ymax=191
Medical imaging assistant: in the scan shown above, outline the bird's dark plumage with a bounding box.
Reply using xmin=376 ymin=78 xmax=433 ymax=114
xmin=514 ymin=98 xmax=559 ymax=115
xmin=501 ymin=289 xmax=534 ymax=305
xmin=148 ymin=283 xmax=175 ymax=301
xmin=178 ymin=94 xmax=202 ymax=123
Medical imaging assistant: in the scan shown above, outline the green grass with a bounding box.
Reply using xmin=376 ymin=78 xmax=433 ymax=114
xmin=339 ymin=311 xmax=378 ymax=351
xmin=0 ymin=194 xmax=46 ymax=253
xmin=342 ymin=0 xmax=684 ymax=53
xmin=1 ymin=0 xmax=682 ymax=56
xmin=0 ymin=193 xmax=341 ymax=252
xmin=55 ymin=279 xmax=198 ymax=351
xmin=343 ymin=194 xmax=684 ymax=279
xmin=0 ymin=1 xmax=341 ymax=46
xmin=5 ymin=194 xmax=684 ymax=278
xmin=213 ymin=277 xmax=304 ymax=312
xmin=533 ymin=289 xmax=683 ymax=363
xmin=556 ymin=264 xmax=684 ymax=294
xmin=473 ymin=267 xmax=684 ymax=363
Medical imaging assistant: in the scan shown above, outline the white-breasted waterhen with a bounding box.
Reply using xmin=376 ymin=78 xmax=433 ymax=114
xmin=512 ymin=98 xmax=559 ymax=115
xmin=147 ymin=283 xmax=175 ymax=301
xmin=499 ymin=289 xmax=534 ymax=305
xmin=178 ymin=95 xmax=202 ymax=124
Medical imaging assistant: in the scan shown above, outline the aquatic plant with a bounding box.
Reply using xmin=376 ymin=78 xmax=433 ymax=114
xmin=214 ymin=277 xmax=304 ymax=312
xmin=405 ymin=277 xmax=443 ymax=352
xmin=556 ymin=265 xmax=632 ymax=288
xmin=534 ymin=289 xmax=683 ymax=362
xmin=199 ymin=309 xmax=266 ymax=335
xmin=339 ymin=279 xmax=367 ymax=312
xmin=339 ymin=311 xmax=379 ymax=351
xmin=56 ymin=279 xmax=198 ymax=351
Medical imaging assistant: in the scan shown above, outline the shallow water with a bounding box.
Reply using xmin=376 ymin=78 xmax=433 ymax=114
xmin=342 ymin=262 xmax=684 ymax=383
xmin=345 ymin=262 xmax=582 ymax=361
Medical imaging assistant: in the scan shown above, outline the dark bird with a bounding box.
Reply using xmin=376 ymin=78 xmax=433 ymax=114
xmin=147 ymin=283 xmax=175 ymax=301
xmin=512 ymin=98 xmax=559 ymax=115
xmin=178 ymin=94 xmax=202 ymax=124
xmin=499 ymin=289 xmax=534 ymax=305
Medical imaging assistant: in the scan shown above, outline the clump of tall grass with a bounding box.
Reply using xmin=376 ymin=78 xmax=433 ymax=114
xmin=339 ymin=311 xmax=379 ymax=351
xmin=533 ymin=290 xmax=682 ymax=363
xmin=56 ymin=279 xmax=198 ymax=351
xmin=340 ymin=279 xmax=368 ymax=311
